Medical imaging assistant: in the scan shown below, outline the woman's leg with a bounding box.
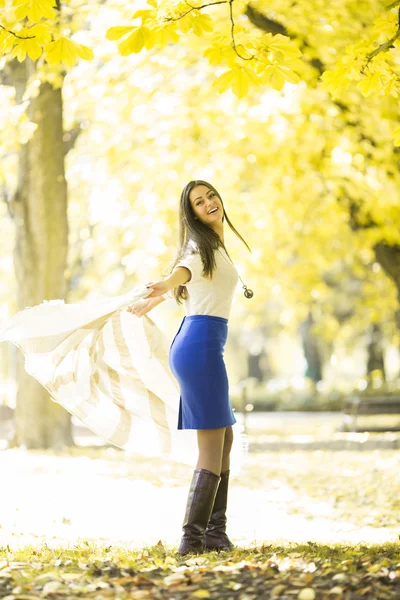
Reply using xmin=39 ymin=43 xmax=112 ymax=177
xmin=221 ymin=426 xmax=234 ymax=473
xmin=204 ymin=426 xmax=235 ymax=551
xmin=178 ymin=427 xmax=225 ymax=555
xmin=196 ymin=427 xmax=226 ymax=475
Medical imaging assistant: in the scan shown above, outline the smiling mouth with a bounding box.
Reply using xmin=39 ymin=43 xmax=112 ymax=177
xmin=208 ymin=208 xmax=218 ymax=214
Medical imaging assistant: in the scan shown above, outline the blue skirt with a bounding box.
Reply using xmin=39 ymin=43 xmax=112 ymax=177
xmin=169 ymin=315 xmax=237 ymax=430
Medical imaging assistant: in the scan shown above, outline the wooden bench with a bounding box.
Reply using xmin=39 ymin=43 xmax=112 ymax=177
xmin=342 ymin=395 xmax=400 ymax=432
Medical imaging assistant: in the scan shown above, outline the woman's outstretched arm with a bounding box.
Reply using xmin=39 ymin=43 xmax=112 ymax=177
xmin=144 ymin=266 xmax=191 ymax=299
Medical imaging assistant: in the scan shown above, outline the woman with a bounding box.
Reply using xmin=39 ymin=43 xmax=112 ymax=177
xmin=0 ymin=179 xmax=251 ymax=555
xmin=127 ymin=180 xmax=252 ymax=556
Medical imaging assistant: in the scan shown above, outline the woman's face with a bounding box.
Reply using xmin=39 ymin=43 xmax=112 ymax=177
xmin=189 ymin=185 xmax=223 ymax=225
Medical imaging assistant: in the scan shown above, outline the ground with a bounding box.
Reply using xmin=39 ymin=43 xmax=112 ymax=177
xmin=1 ymin=413 xmax=400 ymax=598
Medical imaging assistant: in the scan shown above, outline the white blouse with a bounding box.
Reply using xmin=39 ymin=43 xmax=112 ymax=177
xmin=167 ymin=242 xmax=239 ymax=319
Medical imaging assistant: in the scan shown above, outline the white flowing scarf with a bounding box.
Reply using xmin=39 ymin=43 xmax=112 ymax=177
xmin=0 ymin=285 xmax=248 ymax=474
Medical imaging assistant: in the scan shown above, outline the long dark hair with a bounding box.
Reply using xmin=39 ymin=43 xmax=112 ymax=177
xmin=165 ymin=180 xmax=252 ymax=304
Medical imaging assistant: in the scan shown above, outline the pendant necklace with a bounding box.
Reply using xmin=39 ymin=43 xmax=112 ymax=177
xmin=221 ymin=244 xmax=254 ymax=299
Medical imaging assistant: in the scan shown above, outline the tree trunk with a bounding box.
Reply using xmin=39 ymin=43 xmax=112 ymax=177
xmin=366 ymin=323 xmax=386 ymax=385
xmin=374 ymin=243 xmax=400 ymax=379
xmin=299 ymin=310 xmax=323 ymax=383
xmin=6 ymin=58 xmax=73 ymax=449
xmin=247 ymin=348 xmax=268 ymax=383
xmin=374 ymin=242 xmax=400 ymax=303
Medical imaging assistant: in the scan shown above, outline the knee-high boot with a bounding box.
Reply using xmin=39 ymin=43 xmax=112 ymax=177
xmin=204 ymin=469 xmax=234 ymax=551
xmin=178 ymin=468 xmax=220 ymax=556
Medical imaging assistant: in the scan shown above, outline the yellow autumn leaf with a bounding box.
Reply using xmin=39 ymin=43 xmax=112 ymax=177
xmin=11 ymin=33 xmax=42 ymax=61
xmin=320 ymin=69 xmax=339 ymax=88
xmin=191 ymin=13 xmax=213 ymax=36
xmin=233 ymin=43 xmax=253 ymax=60
xmin=176 ymin=17 xmax=190 ymax=34
xmin=152 ymin=25 xmax=179 ymax=48
xmin=118 ymin=26 xmax=150 ymax=55
xmin=320 ymin=69 xmax=351 ymax=97
xmin=235 ymin=66 xmax=259 ymax=97
xmin=204 ymin=45 xmax=224 ymax=65
xmin=76 ymin=43 xmax=93 ymax=61
xmin=106 ymin=26 xmax=135 ymax=41
xmin=263 ymin=65 xmax=285 ymax=90
xmin=269 ymin=67 xmax=286 ymax=90
xmin=45 ymin=37 xmax=93 ymax=67
xmin=204 ymin=44 xmax=238 ymax=68
xmin=177 ymin=12 xmax=213 ymax=36
xmin=45 ymin=37 xmax=76 ymax=66
xmin=357 ymin=73 xmax=383 ymax=97
xmin=0 ymin=30 xmax=17 ymax=53
xmin=144 ymin=28 xmax=156 ymax=49
xmin=266 ymin=33 xmax=302 ymax=59
xmin=232 ymin=69 xmax=250 ymax=97
xmin=10 ymin=42 xmax=27 ymax=62
xmin=298 ymin=588 xmax=316 ymax=600
xmin=213 ymin=69 xmax=235 ymax=94
xmin=392 ymin=126 xmax=400 ymax=146
xmin=192 ymin=591 xmax=210 ymax=599
xmin=132 ymin=8 xmax=158 ymax=25
xmin=282 ymin=68 xmax=300 ymax=84
xmin=175 ymin=10 xmax=195 ymax=33
xmin=372 ymin=14 xmax=398 ymax=38
xmin=283 ymin=57 xmax=304 ymax=70
xmin=214 ymin=67 xmax=258 ymax=98
xmin=263 ymin=64 xmax=300 ymax=85
xmin=29 ymin=23 xmax=52 ymax=45
xmin=132 ymin=9 xmax=157 ymax=22
xmin=383 ymin=76 xmax=399 ymax=97
xmin=223 ymin=46 xmax=241 ymax=67
xmin=13 ymin=0 xmax=56 ymax=22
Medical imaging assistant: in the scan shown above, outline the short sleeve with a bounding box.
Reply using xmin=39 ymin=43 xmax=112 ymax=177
xmin=175 ymin=252 xmax=203 ymax=285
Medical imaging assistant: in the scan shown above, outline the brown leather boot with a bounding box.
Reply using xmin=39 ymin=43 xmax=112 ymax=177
xmin=178 ymin=468 xmax=220 ymax=556
xmin=204 ymin=469 xmax=234 ymax=551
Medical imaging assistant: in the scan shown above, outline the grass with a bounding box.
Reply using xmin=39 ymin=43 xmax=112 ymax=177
xmin=1 ymin=541 xmax=400 ymax=599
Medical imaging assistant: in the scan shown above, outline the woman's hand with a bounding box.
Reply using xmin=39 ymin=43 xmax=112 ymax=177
xmin=126 ymin=279 xmax=170 ymax=317
xmin=127 ymin=297 xmax=157 ymax=318
xmin=143 ymin=279 xmax=170 ymax=298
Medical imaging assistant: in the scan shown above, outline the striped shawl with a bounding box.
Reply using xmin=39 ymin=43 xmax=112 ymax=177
xmin=0 ymin=285 xmax=248 ymax=474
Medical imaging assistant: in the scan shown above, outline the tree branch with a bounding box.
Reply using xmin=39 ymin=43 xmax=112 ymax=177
xmin=245 ymin=4 xmax=288 ymax=36
xmin=163 ymin=0 xmax=227 ymax=22
xmin=164 ymin=0 xmax=255 ymax=61
xmin=229 ymin=0 xmax=254 ymax=60
xmin=245 ymin=3 xmax=324 ymax=74
xmin=0 ymin=24 xmax=35 ymax=40
xmin=361 ymin=8 xmax=400 ymax=74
